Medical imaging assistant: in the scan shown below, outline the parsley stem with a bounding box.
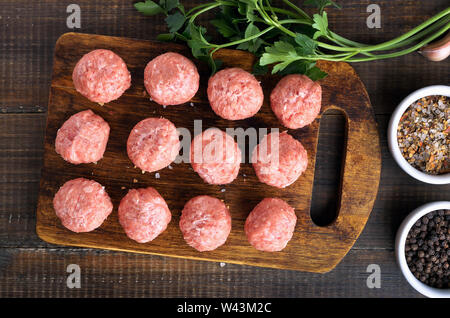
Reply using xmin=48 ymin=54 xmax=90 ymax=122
xmin=281 ymin=0 xmax=312 ymax=22
xmin=277 ymin=18 xmax=312 ymax=26
xmin=357 ymin=8 xmax=450 ymax=52
xmin=266 ymin=7 xmax=306 ymax=19
xmin=258 ymin=2 xmax=298 ymax=37
xmin=188 ymin=2 xmax=223 ymax=22
xmin=345 ymin=22 xmax=450 ymax=62
xmin=314 ymin=10 xmax=449 ymax=53
xmin=328 ymin=31 xmax=369 ymax=47
xmin=185 ymin=3 xmax=217 ymax=18
xmin=379 ymin=15 xmax=450 ymax=50
xmin=211 ymin=26 xmax=277 ymax=48
xmin=201 ymin=18 xmax=310 ymax=49
xmin=280 ymin=21 xmax=449 ymax=63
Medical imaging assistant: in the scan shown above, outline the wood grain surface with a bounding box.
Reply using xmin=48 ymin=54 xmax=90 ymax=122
xmin=36 ymin=32 xmax=380 ymax=273
xmin=1 ymin=0 xmax=449 ymax=297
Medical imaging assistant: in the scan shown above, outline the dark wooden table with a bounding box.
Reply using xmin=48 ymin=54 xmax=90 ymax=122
xmin=0 ymin=0 xmax=449 ymax=298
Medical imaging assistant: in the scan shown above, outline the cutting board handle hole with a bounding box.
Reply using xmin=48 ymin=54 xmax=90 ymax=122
xmin=310 ymin=109 xmax=346 ymax=227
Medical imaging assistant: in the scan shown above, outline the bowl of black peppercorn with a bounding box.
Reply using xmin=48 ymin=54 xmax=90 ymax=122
xmin=395 ymin=201 xmax=450 ymax=298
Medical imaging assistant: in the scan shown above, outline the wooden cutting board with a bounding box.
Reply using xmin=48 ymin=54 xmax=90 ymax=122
xmin=36 ymin=32 xmax=381 ymax=273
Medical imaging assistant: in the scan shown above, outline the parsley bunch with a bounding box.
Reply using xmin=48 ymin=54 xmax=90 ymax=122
xmin=135 ymin=0 xmax=450 ymax=80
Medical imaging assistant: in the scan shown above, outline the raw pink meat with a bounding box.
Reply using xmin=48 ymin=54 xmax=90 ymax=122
xmin=72 ymin=49 xmax=131 ymax=104
xmin=207 ymin=68 xmax=264 ymax=120
xmin=270 ymin=74 xmax=322 ymax=129
xmin=252 ymin=131 xmax=308 ymax=188
xmin=118 ymin=187 xmax=171 ymax=243
xmin=53 ymin=178 xmax=113 ymax=233
xmin=127 ymin=117 xmax=180 ymax=173
xmin=55 ymin=109 xmax=110 ymax=164
xmin=245 ymin=198 xmax=297 ymax=252
xmin=190 ymin=128 xmax=241 ymax=185
xmin=179 ymin=195 xmax=231 ymax=252
xmin=144 ymin=52 xmax=199 ymax=106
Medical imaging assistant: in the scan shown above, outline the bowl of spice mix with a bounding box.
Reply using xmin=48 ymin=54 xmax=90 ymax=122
xmin=395 ymin=201 xmax=450 ymax=298
xmin=388 ymin=85 xmax=450 ymax=184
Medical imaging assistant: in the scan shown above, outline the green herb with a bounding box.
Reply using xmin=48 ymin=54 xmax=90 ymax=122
xmin=134 ymin=1 xmax=165 ymax=16
xmin=165 ymin=11 xmax=185 ymax=33
xmin=304 ymin=0 xmax=341 ymax=14
xmin=134 ymin=0 xmax=450 ymax=79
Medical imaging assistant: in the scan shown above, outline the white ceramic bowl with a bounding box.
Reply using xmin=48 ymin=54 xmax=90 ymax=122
xmin=395 ymin=201 xmax=450 ymax=298
xmin=388 ymin=85 xmax=450 ymax=184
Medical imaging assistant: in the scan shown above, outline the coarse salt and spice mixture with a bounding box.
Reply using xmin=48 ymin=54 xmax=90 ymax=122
xmin=397 ymin=95 xmax=449 ymax=175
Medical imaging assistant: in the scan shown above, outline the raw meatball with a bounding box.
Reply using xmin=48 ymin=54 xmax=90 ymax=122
xmin=118 ymin=187 xmax=171 ymax=243
xmin=245 ymin=198 xmax=297 ymax=252
xmin=55 ymin=109 xmax=110 ymax=164
xmin=127 ymin=117 xmax=180 ymax=173
xmin=144 ymin=52 xmax=200 ymax=106
xmin=270 ymin=74 xmax=322 ymax=129
xmin=72 ymin=49 xmax=131 ymax=104
xmin=190 ymin=128 xmax=241 ymax=185
xmin=53 ymin=178 xmax=113 ymax=233
xmin=207 ymin=68 xmax=264 ymax=120
xmin=252 ymin=131 xmax=308 ymax=188
xmin=179 ymin=195 xmax=231 ymax=252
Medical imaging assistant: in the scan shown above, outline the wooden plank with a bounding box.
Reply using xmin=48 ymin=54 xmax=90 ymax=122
xmin=0 ymin=247 xmax=422 ymax=298
xmin=35 ymin=32 xmax=380 ymax=272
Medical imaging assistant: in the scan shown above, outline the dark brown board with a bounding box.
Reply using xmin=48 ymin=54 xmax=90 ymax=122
xmin=36 ymin=32 xmax=381 ymax=273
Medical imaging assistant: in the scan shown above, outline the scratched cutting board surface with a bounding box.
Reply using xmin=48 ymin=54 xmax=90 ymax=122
xmin=36 ymin=32 xmax=381 ymax=273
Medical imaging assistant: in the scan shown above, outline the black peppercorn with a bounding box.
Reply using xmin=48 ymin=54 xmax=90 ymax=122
xmin=405 ymin=210 xmax=450 ymax=289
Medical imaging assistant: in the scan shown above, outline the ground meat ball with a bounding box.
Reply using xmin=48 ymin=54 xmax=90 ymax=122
xmin=118 ymin=187 xmax=171 ymax=243
xmin=144 ymin=52 xmax=200 ymax=106
xmin=179 ymin=195 xmax=232 ymax=252
xmin=207 ymin=68 xmax=264 ymax=120
xmin=245 ymin=198 xmax=297 ymax=252
xmin=190 ymin=128 xmax=241 ymax=185
xmin=270 ymin=74 xmax=322 ymax=129
xmin=252 ymin=131 xmax=308 ymax=188
xmin=53 ymin=178 xmax=113 ymax=233
xmin=127 ymin=117 xmax=180 ymax=173
xmin=72 ymin=49 xmax=131 ymax=104
xmin=55 ymin=109 xmax=110 ymax=164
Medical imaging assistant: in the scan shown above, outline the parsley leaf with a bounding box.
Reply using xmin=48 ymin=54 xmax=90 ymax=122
xmin=165 ymin=11 xmax=185 ymax=33
xmin=160 ymin=0 xmax=179 ymax=11
xmin=252 ymin=62 xmax=269 ymax=76
xmin=210 ymin=7 xmax=240 ymax=39
xmin=305 ymin=65 xmax=328 ymax=80
xmin=237 ymin=1 xmax=258 ymax=22
xmin=312 ymin=11 xmax=329 ymax=39
xmin=294 ymin=33 xmax=317 ymax=55
xmin=244 ymin=23 xmax=263 ymax=53
xmin=260 ymin=41 xmax=302 ymax=73
xmin=304 ymin=0 xmax=341 ymax=13
xmin=186 ymin=24 xmax=211 ymax=59
xmin=260 ymin=39 xmax=327 ymax=78
xmin=211 ymin=19 xmax=238 ymax=38
xmin=277 ymin=60 xmax=327 ymax=80
xmin=134 ymin=0 xmax=165 ymax=16
xmin=279 ymin=59 xmax=314 ymax=75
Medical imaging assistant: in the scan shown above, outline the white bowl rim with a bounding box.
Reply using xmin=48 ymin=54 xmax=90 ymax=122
xmin=395 ymin=201 xmax=450 ymax=298
xmin=387 ymin=85 xmax=450 ymax=185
